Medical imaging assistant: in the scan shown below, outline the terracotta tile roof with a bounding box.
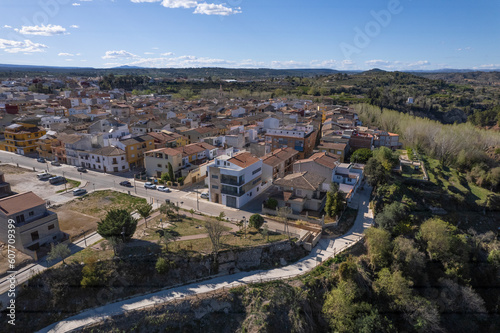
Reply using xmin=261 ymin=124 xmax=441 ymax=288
xmin=318 ymin=142 xmax=347 ymax=151
xmin=0 ymin=192 xmax=46 ymax=215
xmin=228 ymin=152 xmax=260 ymax=168
xmin=91 ymin=146 xmax=125 ymax=156
xmin=274 ymin=171 xmax=325 ymax=191
xmin=120 ymin=134 xmax=154 ymax=145
xmin=262 ymin=147 xmax=298 ymax=167
xmin=308 ymin=152 xmax=340 ymax=169
xmin=148 ymin=147 xmax=182 ymax=156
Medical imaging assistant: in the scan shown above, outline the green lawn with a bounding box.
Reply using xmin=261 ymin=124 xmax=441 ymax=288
xmin=420 ymin=155 xmax=493 ymax=205
xmin=56 ymin=179 xmax=81 ymax=193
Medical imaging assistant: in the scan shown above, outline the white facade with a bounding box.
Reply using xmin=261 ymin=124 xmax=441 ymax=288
xmin=40 ymin=116 xmax=69 ymax=129
xmin=78 ymin=149 xmax=129 ymax=173
xmin=263 ymin=117 xmax=279 ymax=129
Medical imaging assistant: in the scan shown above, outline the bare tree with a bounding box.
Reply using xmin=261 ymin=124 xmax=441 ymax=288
xmin=205 ymin=219 xmax=225 ymax=264
xmin=47 ymin=243 xmax=71 ymax=264
xmin=277 ymin=206 xmax=292 ymax=240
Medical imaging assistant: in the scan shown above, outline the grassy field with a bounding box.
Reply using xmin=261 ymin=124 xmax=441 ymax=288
xmin=56 ymin=179 xmax=81 ymax=193
xmin=55 ymin=190 xmax=147 ymax=240
xmin=421 ymin=155 xmax=493 ymax=206
xmin=66 ymin=190 xmax=147 ymax=218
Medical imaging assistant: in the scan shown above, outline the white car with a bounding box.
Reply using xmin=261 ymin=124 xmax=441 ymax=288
xmin=144 ymin=182 xmax=156 ymax=189
xmin=200 ymin=192 xmax=209 ymax=199
xmin=73 ymin=188 xmax=87 ymax=196
xmin=157 ymin=186 xmax=171 ymax=192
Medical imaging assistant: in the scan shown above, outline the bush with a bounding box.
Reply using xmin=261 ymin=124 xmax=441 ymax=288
xmin=249 ymin=214 xmax=264 ymax=229
xmin=155 ymin=257 xmax=169 ymax=274
xmin=264 ymin=198 xmax=278 ymax=210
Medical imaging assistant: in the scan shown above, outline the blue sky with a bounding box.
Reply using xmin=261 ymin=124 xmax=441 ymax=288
xmin=0 ymin=0 xmax=498 ymax=70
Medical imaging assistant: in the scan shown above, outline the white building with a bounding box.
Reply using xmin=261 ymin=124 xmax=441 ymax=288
xmin=40 ymin=116 xmax=69 ymax=129
xmin=78 ymin=146 xmax=129 ymax=173
xmin=207 ymin=152 xmax=263 ymax=208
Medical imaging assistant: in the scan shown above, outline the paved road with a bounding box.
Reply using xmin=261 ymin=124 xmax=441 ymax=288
xmin=37 ymin=184 xmax=374 ymax=333
xmin=0 ymin=150 xmax=272 ymax=297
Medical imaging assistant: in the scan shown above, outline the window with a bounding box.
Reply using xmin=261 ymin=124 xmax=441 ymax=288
xmin=122 ymin=166 xmax=125 ymax=169
xmin=16 ymin=214 xmax=25 ymax=224
xmin=252 ymin=177 xmax=261 ymax=185
xmin=48 ymin=224 xmax=55 ymax=230
xmin=157 ymin=164 xmax=162 ymax=168
xmin=31 ymin=231 xmax=39 ymax=241
xmin=252 ymin=167 xmax=261 ymax=175
xmin=131 ymin=154 xmax=135 ymax=158
xmin=212 ymin=185 xmax=219 ymax=189
xmin=212 ymin=175 xmax=219 ymax=179
xmin=121 ymin=157 xmax=124 ymax=160
xmin=29 ymin=211 xmax=34 ymax=216
xmin=130 ymin=147 xmax=134 ymax=150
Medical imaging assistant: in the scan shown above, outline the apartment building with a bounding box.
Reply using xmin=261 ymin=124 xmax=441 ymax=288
xmin=265 ymin=124 xmax=318 ymax=159
xmin=208 ymin=152 xmax=263 ymax=208
xmin=0 ymin=123 xmax=46 ymax=155
xmin=78 ymin=146 xmax=129 ymax=173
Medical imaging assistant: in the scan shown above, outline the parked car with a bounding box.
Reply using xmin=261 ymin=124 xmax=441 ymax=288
xmin=119 ymin=180 xmax=132 ymax=187
xmin=37 ymin=157 xmax=46 ymax=163
xmin=51 ymin=161 xmax=61 ymax=166
xmin=37 ymin=172 xmax=52 ymax=180
xmin=157 ymin=186 xmax=171 ymax=192
xmin=72 ymin=188 xmax=87 ymax=196
xmin=77 ymin=167 xmax=87 ymax=172
xmin=49 ymin=176 xmax=65 ymax=184
xmin=144 ymin=182 xmax=156 ymax=189
xmin=200 ymin=192 xmax=209 ymax=199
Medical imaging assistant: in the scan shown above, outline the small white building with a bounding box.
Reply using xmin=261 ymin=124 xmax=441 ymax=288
xmin=78 ymin=146 xmax=129 ymax=173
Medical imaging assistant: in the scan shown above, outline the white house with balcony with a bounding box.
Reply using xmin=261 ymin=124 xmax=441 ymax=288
xmin=207 ymin=152 xmax=263 ymax=208
xmin=332 ymin=163 xmax=364 ymax=201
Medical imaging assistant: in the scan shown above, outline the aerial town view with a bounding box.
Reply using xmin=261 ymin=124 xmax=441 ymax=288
xmin=0 ymin=0 xmax=499 ymax=332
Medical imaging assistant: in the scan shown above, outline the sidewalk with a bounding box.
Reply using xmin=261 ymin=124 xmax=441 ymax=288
xmin=38 ymin=185 xmax=374 ymax=333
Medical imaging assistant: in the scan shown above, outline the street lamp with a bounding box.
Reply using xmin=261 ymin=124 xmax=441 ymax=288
xmin=81 ymin=229 xmax=87 ymax=247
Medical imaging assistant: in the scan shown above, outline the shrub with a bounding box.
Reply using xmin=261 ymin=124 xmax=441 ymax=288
xmin=249 ymin=214 xmax=265 ymax=229
xmin=264 ymin=198 xmax=278 ymax=210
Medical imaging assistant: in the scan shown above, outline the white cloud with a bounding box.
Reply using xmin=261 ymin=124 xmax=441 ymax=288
xmin=365 ymin=59 xmax=391 ymax=67
xmin=160 ymin=0 xmax=197 ymax=8
xmin=0 ymin=38 xmax=48 ymax=53
xmin=457 ymin=47 xmax=472 ymax=51
xmin=3 ymin=25 xmax=12 ymax=29
xmin=160 ymin=52 xmax=174 ymax=56
xmin=144 ymin=52 xmax=155 ymax=55
xmin=364 ymin=59 xmax=431 ymax=70
xmin=102 ymin=50 xmax=139 ymax=59
xmin=16 ymin=24 xmax=67 ymax=36
xmin=70 ymin=25 xmax=80 ymax=29
xmin=270 ymin=60 xmax=307 ymax=69
xmin=473 ymin=64 xmax=500 ymax=69
xmin=131 ymin=0 xmax=241 ymax=15
xmin=58 ymin=52 xmax=75 ymax=56
xmin=194 ymin=3 xmax=241 ymax=15
xmin=72 ymin=3 xmax=81 ymax=6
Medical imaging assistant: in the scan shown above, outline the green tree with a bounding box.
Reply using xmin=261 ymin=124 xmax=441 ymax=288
xmin=249 ymin=214 xmax=264 ymax=229
xmin=47 ymin=243 xmax=71 ymax=264
xmin=262 ymin=224 xmax=269 ymax=242
xmin=420 ymin=218 xmax=454 ymax=261
xmin=135 ymin=202 xmax=153 ymax=228
xmin=97 ymin=209 xmax=137 ymax=255
xmin=373 ymin=146 xmax=398 ymax=171
xmin=392 ymin=236 xmax=426 ymax=278
xmin=161 ymin=172 xmax=170 ymax=183
xmin=264 ymin=198 xmax=278 ymax=209
xmin=189 ymin=208 xmax=195 ymax=218
xmin=156 ymin=228 xmax=180 ymax=251
xmin=80 ymin=256 xmax=101 ymax=288
xmin=365 ymin=227 xmax=392 ymax=268
xmin=351 ymin=148 xmax=373 ymax=163
xmin=167 ymin=162 xmax=174 ymax=183
xmin=375 ymin=202 xmax=409 ymax=233
xmin=216 ymin=211 xmax=226 ymax=221
xmin=373 ymin=268 xmax=413 ymax=306
xmin=364 ymin=158 xmax=387 ymax=187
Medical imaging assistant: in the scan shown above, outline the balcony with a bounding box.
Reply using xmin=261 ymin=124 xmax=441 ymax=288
xmin=221 ymin=185 xmax=245 ymax=197
xmin=220 ymin=175 xmax=245 ymax=186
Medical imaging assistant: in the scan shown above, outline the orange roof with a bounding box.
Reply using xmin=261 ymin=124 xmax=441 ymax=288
xmin=229 ymin=152 xmax=260 ymax=168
